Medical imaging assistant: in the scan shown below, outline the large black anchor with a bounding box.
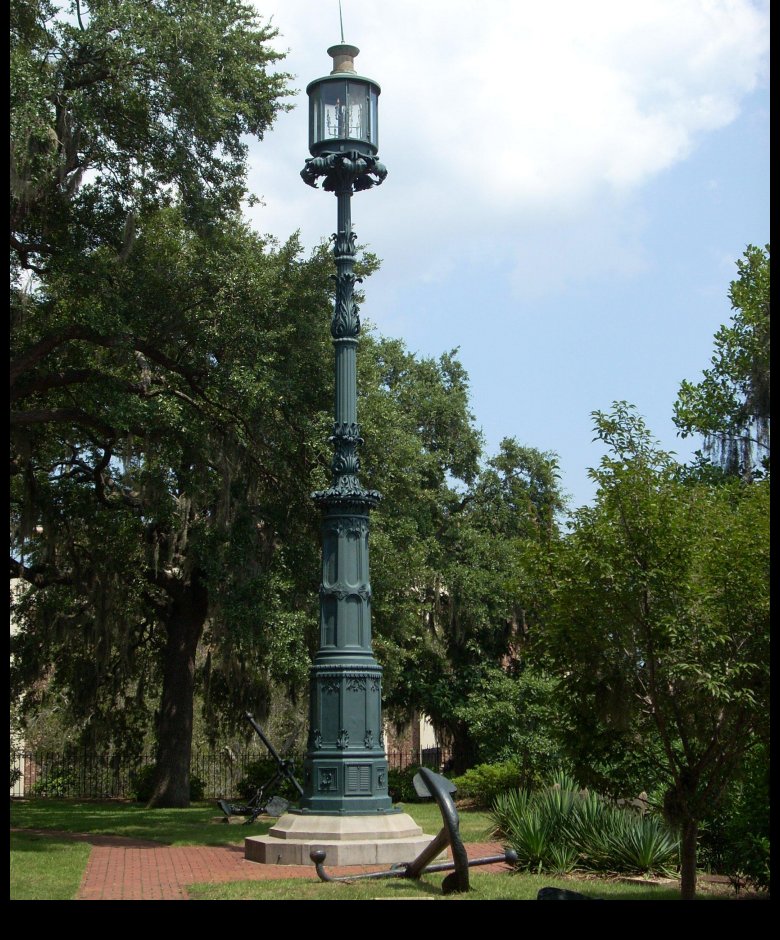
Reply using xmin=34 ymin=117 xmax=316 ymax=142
xmin=216 ymin=712 xmax=304 ymax=824
xmin=310 ymin=767 xmax=517 ymax=894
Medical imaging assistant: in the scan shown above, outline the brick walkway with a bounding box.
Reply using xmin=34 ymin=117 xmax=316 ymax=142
xmin=75 ymin=837 xmax=510 ymax=900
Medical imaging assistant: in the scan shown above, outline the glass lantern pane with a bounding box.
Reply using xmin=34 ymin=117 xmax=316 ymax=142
xmin=312 ymin=80 xmax=348 ymax=145
xmin=369 ymin=88 xmax=378 ymax=148
xmin=346 ymin=82 xmax=369 ymax=142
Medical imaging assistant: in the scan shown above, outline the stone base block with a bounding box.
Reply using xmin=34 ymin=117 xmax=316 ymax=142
xmin=244 ymin=811 xmax=438 ymax=866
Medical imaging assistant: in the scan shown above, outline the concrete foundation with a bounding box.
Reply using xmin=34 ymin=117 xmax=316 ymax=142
xmin=244 ymin=811 xmax=437 ymax=866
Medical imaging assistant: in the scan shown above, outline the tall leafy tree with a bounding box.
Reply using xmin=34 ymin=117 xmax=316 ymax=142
xmin=10 ymin=211 xmax=338 ymax=805
xmin=10 ymin=0 xmax=290 ymax=273
xmin=354 ymin=336 xmax=483 ymax=745
xmin=413 ymin=441 xmax=564 ymax=773
xmin=9 ymin=0 xmax=311 ymax=806
xmin=11 ymin=0 xmax=293 ymax=472
xmin=674 ymin=244 xmax=770 ymax=479
xmin=537 ymin=403 xmax=769 ymax=899
xmin=357 ymin=353 xmax=566 ymax=774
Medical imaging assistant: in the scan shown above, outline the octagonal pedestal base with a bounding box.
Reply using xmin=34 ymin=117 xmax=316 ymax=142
xmin=244 ymin=811 xmax=438 ymax=866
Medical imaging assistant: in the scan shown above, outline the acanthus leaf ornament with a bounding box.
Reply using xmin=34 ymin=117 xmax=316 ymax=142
xmin=312 ymin=479 xmax=382 ymax=507
xmin=323 ymin=515 xmax=369 ymax=538
xmin=332 ymin=230 xmax=358 ymax=259
xmin=330 ymin=421 xmax=363 ymax=444
xmin=301 ymin=151 xmax=388 ymax=192
xmin=331 ymin=275 xmax=362 ymax=338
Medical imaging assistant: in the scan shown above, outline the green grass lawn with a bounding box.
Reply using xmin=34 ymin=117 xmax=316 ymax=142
xmin=186 ymin=870 xmax=690 ymax=901
xmin=395 ymin=801 xmax=495 ymax=842
xmin=9 ymin=798 xmax=750 ymax=901
xmin=10 ymin=830 xmax=92 ymax=901
xmin=9 ymin=798 xmax=494 ymax=847
xmin=9 ymin=798 xmax=495 ymax=901
xmin=10 ymin=798 xmax=270 ymax=846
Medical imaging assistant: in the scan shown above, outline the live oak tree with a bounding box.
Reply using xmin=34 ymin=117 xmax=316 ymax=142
xmin=10 ymin=0 xmax=311 ymax=806
xmin=10 ymin=211 xmax=338 ymax=806
xmin=11 ymin=270 xmax=516 ymax=804
xmin=11 ymin=0 xmax=294 ymax=453
xmin=674 ymin=244 xmax=770 ymax=479
xmin=10 ymin=0 xmax=291 ymax=270
xmin=537 ymin=403 xmax=769 ymax=900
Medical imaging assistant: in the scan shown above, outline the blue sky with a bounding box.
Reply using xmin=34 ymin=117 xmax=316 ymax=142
xmin=246 ymin=0 xmax=770 ymax=509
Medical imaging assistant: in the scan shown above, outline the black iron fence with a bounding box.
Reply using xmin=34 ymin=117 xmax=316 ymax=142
xmin=10 ymin=745 xmax=452 ymax=800
xmin=11 ymin=748 xmax=154 ymax=800
xmin=387 ymin=747 xmax=452 ymax=773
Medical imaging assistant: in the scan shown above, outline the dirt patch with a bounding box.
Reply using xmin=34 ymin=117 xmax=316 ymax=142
xmin=556 ymin=869 xmax=768 ymax=900
xmin=11 ymin=827 xmax=162 ymax=848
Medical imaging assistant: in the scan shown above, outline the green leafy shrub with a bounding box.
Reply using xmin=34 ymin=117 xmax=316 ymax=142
xmin=728 ymin=835 xmax=770 ymax=893
xmin=548 ymin=841 xmax=580 ymax=874
xmin=129 ymin=765 xmax=156 ymax=803
xmin=579 ymin=809 xmax=679 ymax=875
xmin=189 ymin=774 xmax=205 ymax=802
xmin=388 ymin=766 xmax=423 ymax=804
xmin=30 ymin=769 xmax=78 ymax=798
xmin=130 ymin=765 xmax=206 ymax=803
xmin=451 ymin=761 xmax=523 ymax=807
xmin=451 ymin=667 xmax=563 ymax=782
xmin=699 ymin=744 xmax=770 ymax=892
xmin=612 ymin=814 xmax=680 ymax=874
xmin=490 ymin=787 xmax=532 ymax=838
xmin=505 ymin=809 xmax=557 ymax=872
xmin=236 ymin=756 xmax=303 ymax=803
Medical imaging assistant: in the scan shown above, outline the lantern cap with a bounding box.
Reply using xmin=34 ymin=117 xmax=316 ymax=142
xmin=327 ymin=43 xmax=360 ymax=73
xmin=305 ymin=43 xmax=380 ymax=94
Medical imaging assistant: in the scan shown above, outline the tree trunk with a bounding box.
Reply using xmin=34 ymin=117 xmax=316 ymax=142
xmin=147 ymin=572 xmax=208 ymax=808
xmin=448 ymin=720 xmax=479 ymax=776
xmin=679 ymin=816 xmax=699 ymax=900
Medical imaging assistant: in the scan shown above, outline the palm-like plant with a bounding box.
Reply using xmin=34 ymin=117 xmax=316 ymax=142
xmin=491 ymin=773 xmax=680 ymax=876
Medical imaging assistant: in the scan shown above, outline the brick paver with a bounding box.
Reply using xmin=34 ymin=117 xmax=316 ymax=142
xmin=75 ymin=839 xmax=511 ymax=900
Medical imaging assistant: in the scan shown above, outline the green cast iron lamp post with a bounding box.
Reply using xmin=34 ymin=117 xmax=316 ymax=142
xmin=296 ymin=42 xmax=393 ymax=815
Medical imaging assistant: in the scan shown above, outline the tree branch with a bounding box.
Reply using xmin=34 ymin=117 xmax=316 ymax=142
xmin=9 ymin=556 xmax=73 ymax=588
xmin=11 ymin=368 xmax=152 ymax=403
xmin=10 ymin=407 xmax=119 ymax=438
xmin=10 ymin=326 xmax=203 ymax=392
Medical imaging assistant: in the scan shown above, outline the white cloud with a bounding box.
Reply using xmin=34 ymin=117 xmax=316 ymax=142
xmin=247 ymin=0 xmax=768 ymax=292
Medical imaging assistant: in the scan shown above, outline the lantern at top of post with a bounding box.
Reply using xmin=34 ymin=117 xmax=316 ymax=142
xmin=307 ymin=43 xmax=380 ymax=157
